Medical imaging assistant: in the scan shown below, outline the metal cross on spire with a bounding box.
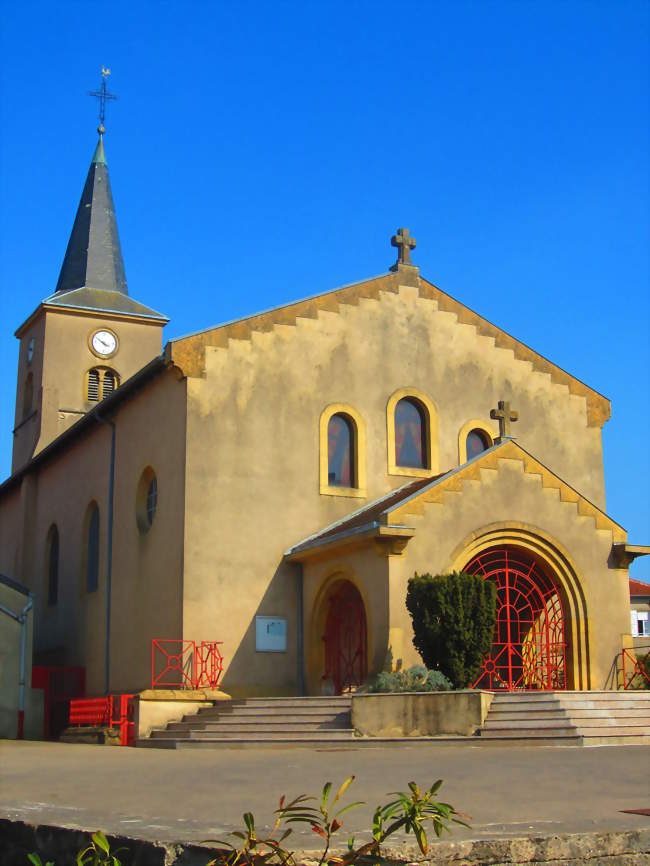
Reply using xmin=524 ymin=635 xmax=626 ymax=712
xmin=390 ymin=227 xmax=417 ymax=270
xmin=490 ymin=400 xmax=519 ymax=440
xmin=89 ymin=66 xmax=117 ymax=136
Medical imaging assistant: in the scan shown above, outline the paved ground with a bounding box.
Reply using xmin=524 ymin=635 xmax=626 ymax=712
xmin=1 ymin=741 xmax=649 ymax=850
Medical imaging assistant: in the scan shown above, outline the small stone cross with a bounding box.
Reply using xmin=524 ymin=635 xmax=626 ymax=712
xmin=490 ymin=400 xmax=519 ymax=439
xmin=391 ymin=227 xmax=417 ymax=268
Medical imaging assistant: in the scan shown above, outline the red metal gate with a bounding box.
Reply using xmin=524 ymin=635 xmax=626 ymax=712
xmin=465 ymin=546 xmax=566 ymax=691
xmin=323 ymin=582 xmax=367 ymax=694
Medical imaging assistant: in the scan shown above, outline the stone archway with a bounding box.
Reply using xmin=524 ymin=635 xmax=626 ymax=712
xmin=321 ymin=580 xmax=367 ymax=695
xmin=463 ymin=545 xmax=566 ymax=690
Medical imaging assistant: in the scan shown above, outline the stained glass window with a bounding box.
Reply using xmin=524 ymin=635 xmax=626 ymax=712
xmin=86 ymin=504 xmax=100 ymax=593
xmin=466 ymin=429 xmax=491 ymax=461
xmin=328 ymin=414 xmax=354 ymax=487
xmin=395 ymin=398 xmax=427 ymax=468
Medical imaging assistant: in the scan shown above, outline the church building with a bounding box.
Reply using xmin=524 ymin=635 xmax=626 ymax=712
xmin=0 ymin=125 xmax=646 ymax=705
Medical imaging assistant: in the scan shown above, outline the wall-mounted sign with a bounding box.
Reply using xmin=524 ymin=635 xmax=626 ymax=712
xmin=255 ymin=616 xmax=287 ymax=652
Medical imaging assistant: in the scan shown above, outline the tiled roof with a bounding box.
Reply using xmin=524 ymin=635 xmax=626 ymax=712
xmin=630 ymin=578 xmax=650 ymax=597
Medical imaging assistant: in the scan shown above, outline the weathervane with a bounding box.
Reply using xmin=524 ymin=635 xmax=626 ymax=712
xmin=89 ymin=66 xmax=117 ymax=136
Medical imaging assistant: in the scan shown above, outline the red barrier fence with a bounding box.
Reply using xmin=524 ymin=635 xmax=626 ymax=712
xmin=68 ymin=694 xmax=135 ymax=746
xmin=621 ymin=648 xmax=650 ymax=690
xmin=151 ymin=639 xmax=223 ymax=690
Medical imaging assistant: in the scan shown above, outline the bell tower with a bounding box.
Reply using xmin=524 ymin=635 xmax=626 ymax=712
xmin=12 ymin=74 xmax=168 ymax=473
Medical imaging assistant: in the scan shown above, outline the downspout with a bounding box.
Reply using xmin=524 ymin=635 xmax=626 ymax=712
xmin=0 ymin=594 xmax=34 ymax=739
xmin=296 ymin=563 xmax=305 ymax=696
xmin=96 ymin=413 xmax=116 ymax=696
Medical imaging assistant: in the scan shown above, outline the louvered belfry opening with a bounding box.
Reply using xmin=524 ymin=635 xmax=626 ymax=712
xmin=103 ymin=370 xmax=115 ymax=397
xmin=87 ymin=369 xmax=100 ymax=402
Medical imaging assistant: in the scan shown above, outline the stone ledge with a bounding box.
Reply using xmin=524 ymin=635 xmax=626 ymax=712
xmin=1 ymin=819 xmax=647 ymax=866
xmin=138 ymin=688 xmax=231 ymax=701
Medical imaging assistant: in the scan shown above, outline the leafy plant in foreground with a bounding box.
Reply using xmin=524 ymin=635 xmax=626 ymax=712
xmin=205 ymin=775 xmax=469 ymax=866
xmin=367 ymin=664 xmax=452 ymax=693
xmin=28 ymin=831 xmax=123 ymax=866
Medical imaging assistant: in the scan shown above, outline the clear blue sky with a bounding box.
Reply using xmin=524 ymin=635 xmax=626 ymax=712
xmin=1 ymin=1 xmax=648 ymax=575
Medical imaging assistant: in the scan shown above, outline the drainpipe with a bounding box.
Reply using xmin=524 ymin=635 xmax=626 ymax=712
xmin=96 ymin=413 xmax=116 ymax=696
xmin=296 ymin=564 xmax=305 ymax=696
xmin=0 ymin=595 xmax=34 ymax=739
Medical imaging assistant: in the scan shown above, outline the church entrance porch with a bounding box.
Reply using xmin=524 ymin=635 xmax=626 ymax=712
xmin=464 ymin=546 xmax=566 ymax=691
xmin=321 ymin=580 xmax=367 ymax=695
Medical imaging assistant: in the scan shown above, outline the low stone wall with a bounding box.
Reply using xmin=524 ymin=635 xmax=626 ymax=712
xmin=351 ymin=690 xmax=494 ymax=737
xmin=1 ymin=819 xmax=648 ymax=866
xmin=136 ymin=688 xmax=231 ymax=740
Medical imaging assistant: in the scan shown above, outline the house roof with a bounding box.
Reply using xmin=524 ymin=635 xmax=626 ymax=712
xmin=168 ymin=266 xmax=610 ymax=428
xmin=286 ymin=438 xmax=627 ymax=559
xmin=630 ymin=578 xmax=650 ymax=597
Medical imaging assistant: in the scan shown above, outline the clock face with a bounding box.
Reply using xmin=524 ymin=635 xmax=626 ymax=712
xmin=91 ymin=330 xmax=118 ymax=357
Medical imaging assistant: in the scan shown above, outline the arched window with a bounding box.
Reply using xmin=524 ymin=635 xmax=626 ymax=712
xmin=45 ymin=524 xmax=59 ymax=606
xmin=85 ymin=503 xmax=100 ymax=593
xmin=394 ymin=398 xmax=427 ymax=469
xmin=386 ymin=389 xmax=438 ymax=477
xmin=319 ymin=404 xmax=366 ymax=498
xmin=328 ymin=414 xmax=354 ymax=487
xmin=457 ymin=420 xmax=496 ymax=464
xmin=86 ymin=368 xmax=119 ymax=403
xmin=23 ymin=373 xmax=34 ymax=419
xmin=136 ymin=467 xmax=158 ymax=533
xmin=466 ymin=428 xmax=492 ymax=460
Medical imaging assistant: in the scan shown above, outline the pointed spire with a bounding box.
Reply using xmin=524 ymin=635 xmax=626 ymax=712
xmin=54 ymin=135 xmax=128 ymax=295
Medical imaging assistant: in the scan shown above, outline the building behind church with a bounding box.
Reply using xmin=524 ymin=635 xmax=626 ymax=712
xmin=0 ymin=125 xmax=647 ymax=724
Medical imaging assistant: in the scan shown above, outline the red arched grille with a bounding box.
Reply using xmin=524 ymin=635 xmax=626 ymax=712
xmin=323 ymin=582 xmax=367 ymax=694
xmin=465 ymin=546 xmax=566 ymax=691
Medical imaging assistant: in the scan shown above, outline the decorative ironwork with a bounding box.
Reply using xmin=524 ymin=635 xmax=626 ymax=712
xmin=621 ymin=647 xmax=650 ymax=690
xmin=88 ymin=66 xmax=117 ymax=135
xmin=68 ymin=694 xmax=135 ymax=746
xmin=464 ymin=546 xmax=566 ymax=691
xmin=151 ymin=639 xmax=223 ymax=690
xmin=323 ymin=582 xmax=367 ymax=694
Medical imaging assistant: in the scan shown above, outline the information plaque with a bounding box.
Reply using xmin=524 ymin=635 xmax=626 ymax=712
xmin=255 ymin=616 xmax=287 ymax=652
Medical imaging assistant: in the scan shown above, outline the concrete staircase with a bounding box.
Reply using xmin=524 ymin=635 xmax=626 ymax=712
xmin=137 ymin=696 xmax=355 ymax=748
xmin=480 ymin=691 xmax=650 ymax=746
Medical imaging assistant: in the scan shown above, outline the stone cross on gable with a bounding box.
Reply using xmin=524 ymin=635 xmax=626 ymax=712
xmin=391 ymin=227 xmax=417 ymax=268
xmin=490 ymin=400 xmax=519 ymax=439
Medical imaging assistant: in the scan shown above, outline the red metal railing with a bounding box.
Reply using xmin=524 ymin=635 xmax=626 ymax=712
xmin=621 ymin=648 xmax=650 ymax=690
xmin=151 ymin=639 xmax=223 ymax=690
xmin=68 ymin=694 xmax=135 ymax=746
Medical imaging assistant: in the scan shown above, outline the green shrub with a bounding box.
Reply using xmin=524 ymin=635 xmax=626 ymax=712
xmin=406 ymin=571 xmax=496 ymax=688
xmin=367 ymin=664 xmax=452 ymax=693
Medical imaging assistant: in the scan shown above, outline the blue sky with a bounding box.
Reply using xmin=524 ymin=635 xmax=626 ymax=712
xmin=0 ymin=1 xmax=648 ymax=575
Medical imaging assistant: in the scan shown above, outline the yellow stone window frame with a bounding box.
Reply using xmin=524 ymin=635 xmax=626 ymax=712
xmin=387 ymin=388 xmax=439 ymax=477
xmin=458 ymin=418 xmax=497 ymax=465
xmin=319 ymin=403 xmax=367 ymax=498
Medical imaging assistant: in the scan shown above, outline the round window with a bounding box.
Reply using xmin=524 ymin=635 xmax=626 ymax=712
xmin=136 ymin=467 xmax=158 ymax=533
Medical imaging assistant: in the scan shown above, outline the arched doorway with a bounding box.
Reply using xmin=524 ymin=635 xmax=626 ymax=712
xmin=464 ymin=546 xmax=566 ymax=691
xmin=322 ymin=580 xmax=367 ymax=694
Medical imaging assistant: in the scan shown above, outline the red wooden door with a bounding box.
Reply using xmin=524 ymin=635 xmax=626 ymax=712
xmin=322 ymin=582 xmax=367 ymax=694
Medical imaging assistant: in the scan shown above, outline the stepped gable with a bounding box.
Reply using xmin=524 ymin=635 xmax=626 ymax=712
xmin=168 ymin=270 xmax=610 ymax=428
xmin=286 ymin=439 xmax=627 ymax=559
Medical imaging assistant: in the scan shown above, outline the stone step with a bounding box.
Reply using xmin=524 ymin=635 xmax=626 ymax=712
xmin=481 ymin=726 xmax=578 ymax=738
xmin=196 ymin=706 xmax=351 ymax=718
xmin=166 ymin=719 xmax=352 ymax=732
xmin=488 ymin=709 xmax=648 ymax=722
xmin=150 ymin=728 xmax=355 ymax=741
xmin=575 ymin=724 xmax=650 ymax=737
xmin=483 ymin=718 xmax=577 ymax=730
xmin=220 ymin=697 xmax=352 ymax=707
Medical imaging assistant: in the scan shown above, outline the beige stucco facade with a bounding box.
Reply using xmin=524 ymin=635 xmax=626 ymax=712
xmin=0 ymin=263 xmax=642 ymax=702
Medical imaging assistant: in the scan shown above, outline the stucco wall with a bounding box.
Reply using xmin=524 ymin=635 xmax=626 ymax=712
xmin=0 ymin=368 xmax=186 ymax=695
xmin=351 ymin=691 xmax=493 ymax=737
xmin=0 ymin=581 xmax=43 ymax=739
xmin=180 ymin=280 xmax=608 ymax=694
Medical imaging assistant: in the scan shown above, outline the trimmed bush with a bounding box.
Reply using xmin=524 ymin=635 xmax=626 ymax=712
xmin=367 ymin=664 xmax=452 ymax=693
xmin=406 ymin=571 xmax=496 ymax=689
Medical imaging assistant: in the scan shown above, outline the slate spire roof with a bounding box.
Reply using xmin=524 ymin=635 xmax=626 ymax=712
xmin=45 ymin=135 xmax=167 ymax=322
